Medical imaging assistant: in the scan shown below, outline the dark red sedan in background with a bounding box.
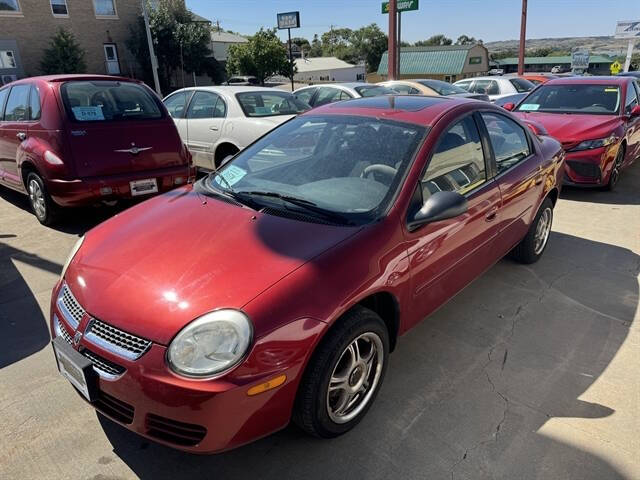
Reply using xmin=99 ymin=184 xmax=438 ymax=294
xmin=49 ymin=96 xmax=564 ymax=453
xmin=0 ymin=75 xmax=193 ymax=225
xmin=505 ymin=76 xmax=640 ymax=190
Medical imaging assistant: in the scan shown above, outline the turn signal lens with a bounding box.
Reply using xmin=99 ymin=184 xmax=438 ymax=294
xmin=247 ymin=375 xmax=286 ymax=396
xmin=44 ymin=150 xmax=64 ymax=165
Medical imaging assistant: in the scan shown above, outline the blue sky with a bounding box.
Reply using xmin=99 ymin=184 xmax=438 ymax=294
xmin=186 ymin=0 xmax=637 ymax=44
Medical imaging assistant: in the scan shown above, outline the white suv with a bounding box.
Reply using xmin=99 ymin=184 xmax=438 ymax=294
xmin=453 ymin=76 xmax=535 ymax=102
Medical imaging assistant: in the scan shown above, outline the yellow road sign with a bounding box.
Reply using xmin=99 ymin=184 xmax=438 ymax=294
xmin=610 ymin=61 xmax=622 ymax=74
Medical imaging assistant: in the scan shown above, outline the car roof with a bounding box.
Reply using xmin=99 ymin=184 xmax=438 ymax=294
xmin=456 ymin=76 xmax=507 ymax=82
xmin=300 ymin=95 xmax=483 ymax=126
xmin=543 ymin=76 xmax=631 ymax=86
xmin=11 ymin=74 xmax=141 ymax=84
xmin=166 ymin=86 xmax=286 ymax=96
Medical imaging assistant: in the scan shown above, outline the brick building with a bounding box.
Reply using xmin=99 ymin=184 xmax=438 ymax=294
xmin=0 ymin=0 xmax=142 ymax=85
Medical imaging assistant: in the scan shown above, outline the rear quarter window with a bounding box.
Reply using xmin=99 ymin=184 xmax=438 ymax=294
xmin=61 ymin=81 xmax=163 ymax=122
xmin=0 ymin=88 xmax=8 ymax=120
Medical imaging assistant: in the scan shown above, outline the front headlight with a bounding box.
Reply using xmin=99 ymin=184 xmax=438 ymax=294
xmin=167 ymin=309 xmax=253 ymax=378
xmin=569 ymin=135 xmax=617 ymax=152
xmin=60 ymin=236 xmax=84 ymax=280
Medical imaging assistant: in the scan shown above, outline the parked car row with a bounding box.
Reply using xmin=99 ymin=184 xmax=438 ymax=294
xmin=0 ymin=71 xmax=637 ymax=455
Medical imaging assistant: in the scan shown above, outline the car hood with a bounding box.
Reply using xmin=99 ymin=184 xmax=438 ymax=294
xmin=514 ymin=112 xmax=621 ymax=147
xmin=65 ymin=185 xmax=360 ymax=344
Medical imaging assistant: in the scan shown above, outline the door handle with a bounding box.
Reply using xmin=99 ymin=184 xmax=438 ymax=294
xmin=485 ymin=207 xmax=498 ymax=222
xmin=16 ymin=132 xmax=27 ymax=141
xmin=209 ymin=126 xmax=219 ymax=131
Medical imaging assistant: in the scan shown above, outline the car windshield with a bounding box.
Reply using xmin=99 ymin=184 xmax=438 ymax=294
xmin=354 ymin=85 xmax=396 ymax=97
xmin=206 ymin=115 xmax=426 ymax=223
xmin=61 ymin=81 xmax=162 ymax=122
xmin=235 ymin=91 xmax=310 ymax=117
xmin=418 ymin=80 xmax=467 ymax=95
xmin=516 ymin=84 xmax=621 ymax=115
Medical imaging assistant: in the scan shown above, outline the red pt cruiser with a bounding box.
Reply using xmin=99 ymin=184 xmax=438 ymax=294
xmin=49 ymin=96 xmax=564 ymax=452
xmin=0 ymin=75 xmax=192 ymax=224
xmin=506 ymin=76 xmax=640 ymax=190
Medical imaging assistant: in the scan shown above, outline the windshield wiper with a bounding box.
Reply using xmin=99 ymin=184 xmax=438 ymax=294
xmin=236 ymin=190 xmax=354 ymax=225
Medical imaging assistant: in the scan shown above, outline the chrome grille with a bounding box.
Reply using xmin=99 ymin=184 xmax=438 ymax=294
xmin=85 ymin=318 xmax=151 ymax=360
xmin=57 ymin=283 xmax=85 ymax=328
xmin=54 ymin=315 xmax=73 ymax=345
xmin=82 ymin=349 xmax=126 ymax=378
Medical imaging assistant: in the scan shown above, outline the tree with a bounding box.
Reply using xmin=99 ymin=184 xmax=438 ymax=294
xmin=227 ymin=28 xmax=294 ymax=85
xmin=528 ymin=47 xmax=552 ymax=57
xmin=456 ymin=35 xmax=478 ymax=45
xmin=40 ymin=28 xmax=87 ymax=74
xmin=349 ymin=24 xmax=388 ymax=73
xmin=415 ymin=34 xmax=453 ymax=47
xmin=126 ymin=0 xmax=213 ymax=90
xmin=309 ymin=34 xmax=323 ymax=57
xmin=291 ymin=37 xmax=311 ymax=55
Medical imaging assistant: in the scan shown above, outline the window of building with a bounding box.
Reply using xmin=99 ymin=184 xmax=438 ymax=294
xmin=0 ymin=0 xmax=21 ymax=15
xmin=93 ymin=0 xmax=117 ymax=17
xmin=0 ymin=50 xmax=17 ymax=69
xmin=50 ymin=0 xmax=68 ymax=16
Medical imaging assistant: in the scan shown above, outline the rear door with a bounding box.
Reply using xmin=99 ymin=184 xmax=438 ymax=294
xmin=406 ymin=113 xmax=502 ymax=326
xmin=312 ymin=87 xmax=344 ymax=107
xmin=0 ymin=84 xmax=31 ymax=187
xmin=60 ymin=80 xmax=185 ymax=178
xmin=293 ymin=87 xmax=316 ymax=106
xmin=479 ymin=111 xmax=545 ymax=258
xmin=184 ymin=91 xmax=226 ymax=169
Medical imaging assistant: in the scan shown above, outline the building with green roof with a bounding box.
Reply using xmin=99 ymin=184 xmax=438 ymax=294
xmin=495 ymin=55 xmax=614 ymax=75
xmin=375 ymin=44 xmax=489 ymax=83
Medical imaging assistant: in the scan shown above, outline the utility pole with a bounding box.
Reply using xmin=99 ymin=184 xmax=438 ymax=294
xmin=397 ymin=11 xmax=401 ymax=78
xmin=388 ymin=0 xmax=397 ymax=79
xmin=142 ymin=0 xmax=161 ymax=96
xmin=517 ymin=0 xmax=527 ymax=76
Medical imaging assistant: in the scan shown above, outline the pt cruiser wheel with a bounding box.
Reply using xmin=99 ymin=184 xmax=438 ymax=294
xmin=294 ymin=307 xmax=389 ymax=437
xmin=511 ymin=197 xmax=554 ymax=264
xmin=27 ymin=172 xmax=57 ymax=226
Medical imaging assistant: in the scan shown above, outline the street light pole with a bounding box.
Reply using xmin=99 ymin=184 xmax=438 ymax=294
xmin=142 ymin=0 xmax=162 ymax=96
xmin=388 ymin=0 xmax=397 ymax=79
xmin=288 ymin=27 xmax=294 ymax=91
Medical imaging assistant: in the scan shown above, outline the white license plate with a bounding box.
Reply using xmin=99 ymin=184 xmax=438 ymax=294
xmin=130 ymin=178 xmax=158 ymax=196
xmin=53 ymin=341 xmax=92 ymax=401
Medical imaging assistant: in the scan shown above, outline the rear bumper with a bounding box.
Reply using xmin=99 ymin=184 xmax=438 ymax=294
xmin=47 ymin=165 xmax=196 ymax=207
xmin=562 ymin=144 xmax=618 ymax=186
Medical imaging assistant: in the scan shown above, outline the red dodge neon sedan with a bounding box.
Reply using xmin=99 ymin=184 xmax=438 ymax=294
xmin=506 ymin=76 xmax=640 ymax=190
xmin=49 ymin=96 xmax=564 ymax=453
xmin=0 ymin=75 xmax=192 ymax=224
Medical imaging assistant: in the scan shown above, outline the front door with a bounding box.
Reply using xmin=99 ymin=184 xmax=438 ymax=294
xmin=103 ymin=44 xmax=120 ymax=75
xmin=185 ymin=91 xmax=226 ymax=169
xmin=406 ymin=114 xmax=502 ymax=327
xmin=479 ymin=111 xmax=545 ymax=258
xmin=623 ymin=81 xmax=640 ymax=163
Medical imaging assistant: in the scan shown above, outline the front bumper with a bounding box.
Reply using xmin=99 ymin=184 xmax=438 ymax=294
xmin=562 ymin=144 xmax=618 ymax=186
xmin=49 ymin=281 xmax=325 ymax=453
xmin=47 ymin=165 xmax=197 ymax=207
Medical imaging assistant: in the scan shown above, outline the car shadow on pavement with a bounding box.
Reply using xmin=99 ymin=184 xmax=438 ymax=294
xmin=98 ymin=230 xmax=637 ymax=480
xmin=0 ymin=240 xmax=61 ymax=368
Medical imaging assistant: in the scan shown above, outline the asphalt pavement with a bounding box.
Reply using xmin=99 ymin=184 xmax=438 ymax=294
xmin=0 ymin=164 xmax=638 ymax=479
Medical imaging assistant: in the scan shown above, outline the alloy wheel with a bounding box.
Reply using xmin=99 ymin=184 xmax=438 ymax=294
xmin=28 ymin=179 xmax=47 ymax=220
xmin=533 ymin=207 xmax=552 ymax=255
xmin=326 ymin=332 xmax=384 ymax=424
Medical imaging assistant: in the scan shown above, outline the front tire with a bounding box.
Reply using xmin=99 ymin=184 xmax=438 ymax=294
xmin=26 ymin=172 xmax=58 ymax=226
xmin=604 ymin=145 xmax=624 ymax=191
xmin=294 ymin=306 xmax=389 ymax=438
xmin=510 ymin=198 xmax=553 ymax=264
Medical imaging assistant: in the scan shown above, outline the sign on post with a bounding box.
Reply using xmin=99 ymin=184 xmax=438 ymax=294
xmin=615 ymin=21 xmax=640 ymax=39
xmin=571 ymin=49 xmax=590 ymax=72
xmin=610 ymin=61 xmax=622 ymax=75
xmin=382 ymin=0 xmax=418 ymax=13
xmin=277 ymin=11 xmax=300 ymax=30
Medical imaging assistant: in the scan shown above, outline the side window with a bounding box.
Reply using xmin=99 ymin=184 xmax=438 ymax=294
xmin=186 ymin=91 xmax=223 ymax=119
xmin=339 ymin=90 xmax=353 ymax=100
xmin=456 ymin=81 xmax=472 ymax=92
xmin=624 ymin=82 xmax=638 ymax=114
xmin=0 ymin=88 xmax=8 ymax=121
xmin=4 ymin=84 xmax=30 ymax=121
xmin=422 ymin=116 xmax=487 ymax=196
xmin=294 ymin=88 xmax=315 ymax=106
xmin=481 ymin=112 xmax=531 ymax=174
xmin=213 ymin=97 xmax=226 ymax=117
xmin=314 ymin=87 xmax=342 ymax=107
xmin=164 ymin=91 xmax=190 ymax=118
xmin=474 ymin=80 xmax=499 ymax=95
xmin=391 ymin=84 xmax=413 ymax=94
xmin=29 ymin=86 xmax=41 ymax=120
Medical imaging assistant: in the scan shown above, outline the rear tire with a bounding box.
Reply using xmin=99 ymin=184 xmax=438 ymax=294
xmin=26 ymin=172 xmax=58 ymax=226
xmin=510 ymin=198 xmax=553 ymax=264
xmin=214 ymin=145 xmax=239 ymax=169
xmin=293 ymin=306 xmax=389 ymax=438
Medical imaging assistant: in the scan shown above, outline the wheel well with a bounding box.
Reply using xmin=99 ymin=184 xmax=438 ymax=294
xmin=546 ymin=187 xmax=559 ymax=207
xmin=355 ymin=292 xmax=400 ymax=352
xmin=214 ymin=143 xmax=239 ymax=168
xmin=20 ymin=161 xmax=38 ymax=188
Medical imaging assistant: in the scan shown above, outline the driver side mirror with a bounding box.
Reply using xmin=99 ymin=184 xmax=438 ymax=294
xmin=502 ymin=102 xmax=516 ymax=111
xmin=408 ymin=191 xmax=468 ymax=232
xmin=630 ymin=105 xmax=640 ymax=118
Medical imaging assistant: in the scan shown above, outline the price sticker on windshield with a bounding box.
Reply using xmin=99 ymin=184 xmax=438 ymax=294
xmin=519 ymin=104 xmax=540 ymax=111
xmin=215 ymin=165 xmax=246 ymax=187
xmin=72 ymin=106 xmax=105 ymax=121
